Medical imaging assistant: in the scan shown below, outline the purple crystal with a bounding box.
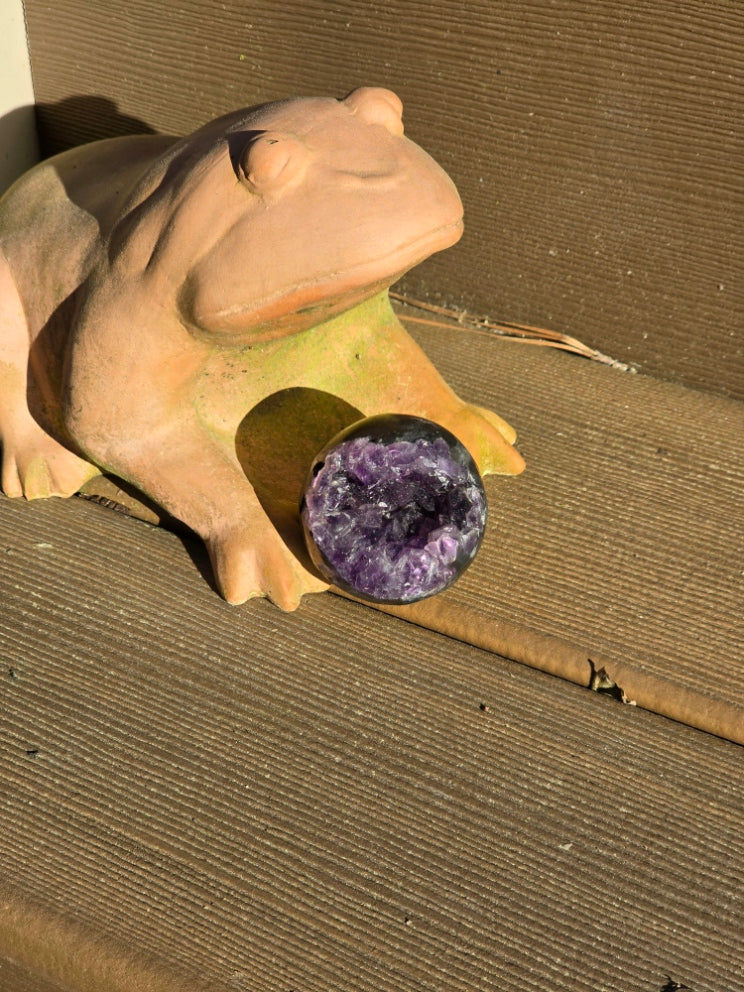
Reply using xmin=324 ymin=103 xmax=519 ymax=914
xmin=301 ymin=414 xmax=487 ymax=603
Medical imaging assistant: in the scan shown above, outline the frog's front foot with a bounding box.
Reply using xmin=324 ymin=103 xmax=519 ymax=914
xmin=1 ymin=424 xmax=99 ymax=499
xmin=437 ymin=403 xmax=525 ymax=477
xmin=207 ymin=514 xmax=329 ymax=610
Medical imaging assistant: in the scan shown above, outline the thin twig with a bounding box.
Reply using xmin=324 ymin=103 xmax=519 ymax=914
xmin=390 ymin=291 xmax=634 ymax=373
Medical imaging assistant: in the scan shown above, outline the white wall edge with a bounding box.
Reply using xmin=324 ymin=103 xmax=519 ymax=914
xmin=0 ymin=0 xmax=39 ymax=194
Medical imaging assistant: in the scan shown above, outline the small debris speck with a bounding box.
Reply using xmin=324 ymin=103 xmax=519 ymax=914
xmin=660 ymin=977 xmax=692 ymax=992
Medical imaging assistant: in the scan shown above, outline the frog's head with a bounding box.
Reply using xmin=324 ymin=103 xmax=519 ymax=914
xmin=169 ymin=87 xmax=463 ymax=343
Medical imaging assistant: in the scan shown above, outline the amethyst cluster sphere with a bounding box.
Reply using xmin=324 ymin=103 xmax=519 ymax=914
xmin=301 ymin=414 xmax=488 ymax=604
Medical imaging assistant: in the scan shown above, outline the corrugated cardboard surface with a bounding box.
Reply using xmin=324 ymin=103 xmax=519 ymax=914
xmin=20 ymin=0 xmax=743 ymax=399
xmin=5 ymin=3 xmax=743 ymax=987
xmin=1 ymin=331 xmax=742 ymax=991
xmin=0 ymin=956 xmax=66 ymax=992
xmin=405 ymin=320 xmax=744 ymax=710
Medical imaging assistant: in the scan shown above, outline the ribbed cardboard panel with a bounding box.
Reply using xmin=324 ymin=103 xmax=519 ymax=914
xmin=51 ymin=320 xmax=744 ymax=737
xmin=21 ymin=0 xmax=743 ymax=399
xmin=78 ymin=318 xmax=744 ymax=738
xmin=1 ymin=495 xmax=743 ymax=992
xmin=0 ymin=955 xmax=67 ymax=992
xmin=1 ymin=334 xmax=742 ymax=990
xmin=403 ymin=321 xmax=744 ymax=732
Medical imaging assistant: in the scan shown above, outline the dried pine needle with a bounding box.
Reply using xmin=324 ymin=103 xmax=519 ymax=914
xmin=390 ymin=292 xmax=634 ymax=372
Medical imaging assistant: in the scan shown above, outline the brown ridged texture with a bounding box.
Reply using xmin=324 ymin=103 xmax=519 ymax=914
xmin=356 ymin=314 xmax=744 ymax=744
xmin=353 ymin=594 xmax=744 ymax=745
xmin=78 ymin=315 xmax=744 ymax=743
xmin=2 ymin=326 xmax=743 ymax=989
xmin=20 ymin=0 xmax=743 ymax=399
xmin=0 ymin=953 xmax=68 ymax=992
xmin=1 ymin=494 xmax=743 ymax=992
xmin=4 ymin=4 xmax=743 ymax=985
xmin=405 ymin=318 xmax=744 ymax=711
xmin=0 ymin=882 xmax=205 ymax=992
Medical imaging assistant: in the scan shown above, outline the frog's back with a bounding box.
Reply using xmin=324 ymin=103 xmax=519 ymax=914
xmin=0 ymin=134 xmax=177 ymax=335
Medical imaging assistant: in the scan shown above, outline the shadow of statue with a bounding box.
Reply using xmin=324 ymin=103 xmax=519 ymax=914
xmin=35 ymin=94 xmax=158 ymax=157
xmin=0 ymin=105 xmax=40 ymax=194
xmin=236 ymin=388 xmax=363 ymax=562
xmin=0 ymin=94 xmax=159 ymax=194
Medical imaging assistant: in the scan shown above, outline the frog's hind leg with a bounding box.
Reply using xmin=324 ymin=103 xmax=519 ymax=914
xmin=0 ymin=257 xmax=98 ymax=499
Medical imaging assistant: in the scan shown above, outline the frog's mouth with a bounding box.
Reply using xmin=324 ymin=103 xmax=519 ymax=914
xmin=384 ymin=216 xmax=465 ymax=272
xmin=305 ymin=214 xmax=465 ymax=303
xmin=184 ymin=215 xmax=464 ymax=344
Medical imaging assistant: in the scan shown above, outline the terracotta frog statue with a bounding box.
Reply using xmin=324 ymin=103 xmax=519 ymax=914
xmin=0 ymin=86 xmax=524 ymax=609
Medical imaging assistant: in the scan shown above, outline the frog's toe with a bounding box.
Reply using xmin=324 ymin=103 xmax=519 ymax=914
xmin=1 ymin=452 xmax=24 ymax=498
xmin=1 ymin=428 xmax=99 ymax=499
xmin=438 ymin=404 xmax=525 ymax=477
xmin=469 ymin=406 xmax=525 ymax=476
xmin=474 ymin=405 xmax=518 ymax=445
xmin=264 ymin=568 xmax=329 ymax=612
xmin=208 ymin=525 xmax=328 ymax=609
xmin=26 ymin=455 xmax=98 ymax=499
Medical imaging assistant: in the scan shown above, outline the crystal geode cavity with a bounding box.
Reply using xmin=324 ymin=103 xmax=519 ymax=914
xmin=301 ymin=414 xmax=487 ymax=604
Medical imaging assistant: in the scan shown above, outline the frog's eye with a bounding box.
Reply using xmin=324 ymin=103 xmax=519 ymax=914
xmin=343 ymin=87 xmax=404 ymax=137
xmin=239 ymin=132 xmax=307 ymax=192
